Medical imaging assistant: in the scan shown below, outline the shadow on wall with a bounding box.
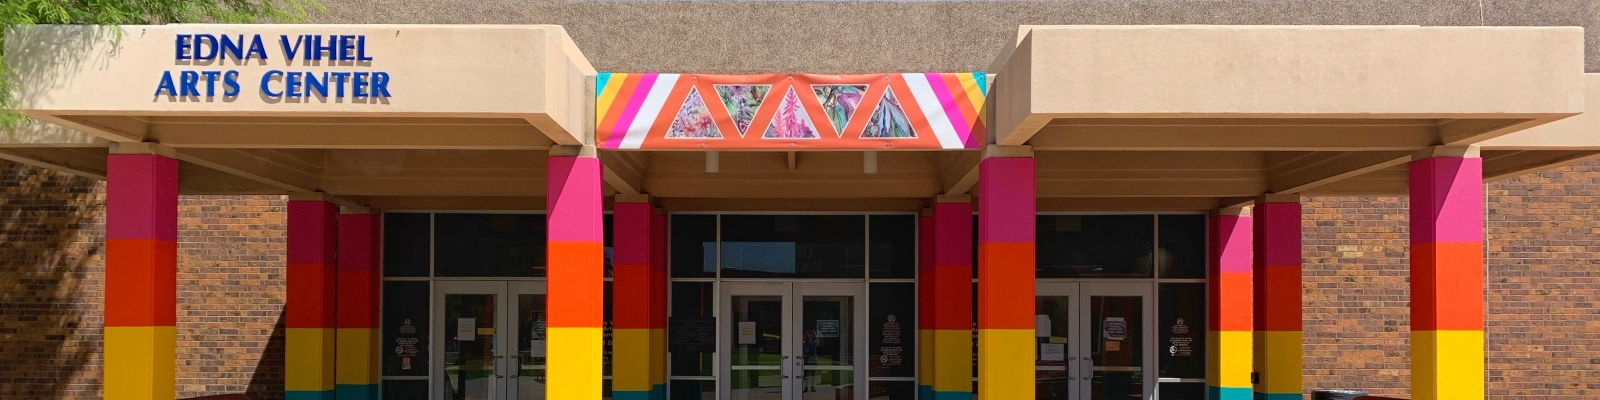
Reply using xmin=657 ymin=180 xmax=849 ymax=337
xmin=244 ymin=314 xmax=286 ymax=400
xmin=0 ymin=160 xmax=104 ymax=398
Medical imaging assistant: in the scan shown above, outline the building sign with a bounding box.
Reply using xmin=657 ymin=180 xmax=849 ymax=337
xmin=596 ymin=73 xmax=987 ymax=150
xmin=157 ymin=34 xmax=392 ymax=100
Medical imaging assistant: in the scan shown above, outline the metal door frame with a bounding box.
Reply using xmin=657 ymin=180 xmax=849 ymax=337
xmin=1079 ymin=282 xmax=1157 ymax=400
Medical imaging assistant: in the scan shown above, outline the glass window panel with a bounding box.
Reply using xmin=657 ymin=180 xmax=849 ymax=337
xmin=720 ymin=215 xmax=865 ymax=279
xmin=868 ymin=283 xmax=915 ymax=378
xmin=435 ymin=213 xmax=546 ymax=277
xmin=381 ymin=379 xmax=427 ymax=400
xmin=669 ymin=282 xmax=715 ymax=377
xmin=868 ymin=215 xmax=916 ymax=279
xmin=382 ymin=213 xmax=430 ymax=277
xmin=381 ymin=281 xmax=429 ymax=377
xmin=1158 ymin=214 xmax=1207 ymax=279
xmin=668 ymin=380 xmax=715 ymax=400
xmin=516 ymin=292 xmax=547 ymax=400
xmin=604 ymin=281 xmax=614 ymax=376
xmin=670 ymin=215 xmax=717 ymax=278
xmin=604 ymin=213 xmax=614 ymax=278
xmin=1090 ymin=295 xmax=1146 ymax=399
xmin=1158 ymin=283 xmax=1207 ymax=379
xmin=1036 ymin=215 xmax=1154 ymax=278
xmin=1035 ymin=295 xmax=1071 ymax=400
xmin=1158 ymin=382 xmax=1206 ymax=399
xmin=867 ymin=380 xmax=915 ymax=400
xmin=443 ymin=293 xmax=499 ymax=400
xmin=971 ymin=215 xmax=978 ymax=278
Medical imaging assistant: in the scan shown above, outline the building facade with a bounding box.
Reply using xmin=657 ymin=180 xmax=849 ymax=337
xmin=4 ymin=1 xmax=1600 ymax=400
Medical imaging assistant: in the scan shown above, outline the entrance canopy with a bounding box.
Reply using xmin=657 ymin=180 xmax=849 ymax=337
xmin=3 ymin=24 xmax=1596 ymax=211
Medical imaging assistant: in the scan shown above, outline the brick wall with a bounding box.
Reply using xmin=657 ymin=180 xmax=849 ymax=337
xmin=1302 ymin=162 xmax=1600 ymax=398
xmin=2 ymin=158 xmax=1598 ymax=399
xmin=0 ymin=160 xmax=288 ymax=399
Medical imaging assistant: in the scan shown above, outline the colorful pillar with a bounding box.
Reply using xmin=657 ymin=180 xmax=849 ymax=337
xmin=975 ymin=148 xmax=1033 ymax=400
xmin=1409 ymin=146 xmax=1485 ymax=400
xmin=1252 ymin=195 xmax=1301 ymax=400
xmin=547 ymin=146 xmax=605 ymax=399
xmin=650 ymin=208 xmax=668 ymax=400
xmin=613 ymin=196 xmax=665 ymax=400
xmin=103 ymin=143 xmax=178 ymax=400
xmin=287 ymin=193 xmax=339 ymax=400
xmin=1207 ymin=205 xmax=1252 ymax=400
xmin=929 ymin=198 xmax=973 ymax=399
xmin=336 ymin=207 xmax=381 ymax=400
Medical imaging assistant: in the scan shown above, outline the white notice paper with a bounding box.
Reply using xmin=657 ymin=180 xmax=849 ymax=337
xmin=457 ymin=318 xmax=476 ymax=341
xmin=1040 ymin=343 xmax=1065 ymax=361
xmin=738 ymin=321 xmax=757 ymax=344
xmin=530 ymin=340 xmax=547 ymax=357
xmin=1035 ymin=315 xmax=1051 ymax=337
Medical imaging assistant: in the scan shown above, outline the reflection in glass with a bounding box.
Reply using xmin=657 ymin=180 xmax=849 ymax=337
xmin=867 ymin=380 xmax=915 ymax=400
xmin=1035 ymin=295 xmax=1071 ymax=400
xmin=435 ymin=214 xmax=546 ymax=277
xmin=802 ymin=296 xmax=854 ymax=400
xmin=670 ymin=282 xmax=715 ymax=376
xmin=517 ymin=294 xmax=547 ymax=399
xmin=669 ymin=379 xmax=716 ymax=400
xmin=720 ymin=215 xmax=865 ymax=278
xmin=381 ymin=379 xmax=428 ymax=400
xmin=382 ymin=212 xmax=431 ymax=277
xmin=1037 ymin=215 xmax=1154 ymax=278
xmin=868 ymin=283 xmax=915 ymax=378
xmin=1089 ymin=296 xmax=1143 ymax=400
xmin=670 ymin=215 xmax=717 ymax=278
xmin=443 ymin=294 xmax=497 ymax=400
xmin=731 ymin=296 xmax=784 ymax=366
xmin=730 ymin=369 xmax=785 ymax=400
xmin=1159 ymin=283 xmax=1206 ymax=379
xmin=868 ymin=215 xmax=916 ymax=279
xmin=1157 ymin=214 xmax=1207 ymax=279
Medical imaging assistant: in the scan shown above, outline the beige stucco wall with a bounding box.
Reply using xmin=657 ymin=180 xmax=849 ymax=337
xmin=311 ymin=0 xmax=1600 ymax=74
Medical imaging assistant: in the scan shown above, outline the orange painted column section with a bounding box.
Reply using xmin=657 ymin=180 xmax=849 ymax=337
xmin=547 ymin=153 xmax=605 ymax=399
xmin=975 ymin=156 xmax=1034 ymax=400
xmin=103 ymin=152 xmax=178 ymax=400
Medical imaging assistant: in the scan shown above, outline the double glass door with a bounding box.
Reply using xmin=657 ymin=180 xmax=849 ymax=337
xmin=433 ymin=281 xmax=547 ymax=400
xmin=1035 ymin=282 xmax=1155 ymax=400
xmin=719 ymin=282 xmax=867 ymax=400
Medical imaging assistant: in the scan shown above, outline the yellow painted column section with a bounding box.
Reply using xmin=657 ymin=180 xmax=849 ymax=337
xmin=104 ymin=326 xmax=177 ymax=400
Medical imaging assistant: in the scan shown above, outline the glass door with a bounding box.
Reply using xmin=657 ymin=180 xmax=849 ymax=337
xmin=506 ymin=281 xmax=548 ymax=400
xmin=719 ymin=282 xmax=867 ymax=400
xmin=1035 ymin=282 xmax=1082 ymax=400
xmin=1080 ymin=283 xmax=1155 ymax=400
xmin=434 ymin=281 xmax=548 ymax=400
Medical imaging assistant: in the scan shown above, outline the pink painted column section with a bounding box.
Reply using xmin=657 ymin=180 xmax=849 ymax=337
xmin=547 ymin=150 xmax=605 ymax=399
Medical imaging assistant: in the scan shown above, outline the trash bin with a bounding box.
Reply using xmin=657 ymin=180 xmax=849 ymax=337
xmin=1311 ymin=389 xmax=1370 ymax=400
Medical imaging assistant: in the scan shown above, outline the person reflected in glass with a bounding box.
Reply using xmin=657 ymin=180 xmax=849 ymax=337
xmin=803 ymin=328 xmax=820 ymax=393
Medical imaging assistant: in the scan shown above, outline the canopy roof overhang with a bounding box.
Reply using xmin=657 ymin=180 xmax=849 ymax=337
xmin=4 ymin=24 xmax=1596 ymax=211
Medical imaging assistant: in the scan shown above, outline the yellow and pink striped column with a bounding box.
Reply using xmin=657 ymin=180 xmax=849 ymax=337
xmin=1409 ymin=147 xmax=1485 ymax=400
xmin=975 ymin=154 xmax=1033 ymax=400
xmin=1252 ymin=196 xmax=1300 ymax=400
xmin=104 ymin=146 xmax=178 ymax=400
xmin=1207 ymin=206 xmax=1252 ymax=400
xmin=336 ymin=207 xmax=381 ymax=400
xmin=614 ymin=197 xmax=666 ymax=400
xmin=547 ymin=147 xmax=605 ymax=399
xmin=929 ymin=199 xmax=973 ymax=400
xmin=288 ymin=195 xmax=339 ymax=400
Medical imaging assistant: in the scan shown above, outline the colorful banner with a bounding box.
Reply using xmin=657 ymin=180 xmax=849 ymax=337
xmin=596 ymin=73 xmax=987 ymax=150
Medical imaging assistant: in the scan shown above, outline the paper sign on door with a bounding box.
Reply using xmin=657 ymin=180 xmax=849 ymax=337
xmin=738 ymin=322 xmax=757 ymax=344
xmin=530 ymin=340 xmax=547 ymax=357
xmin=457 ymin=318 xmax=476 ymax=341
xmin=1040 ymin=343 xmax=1065 ymax=361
